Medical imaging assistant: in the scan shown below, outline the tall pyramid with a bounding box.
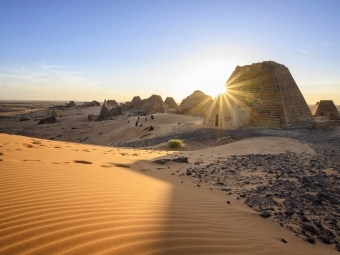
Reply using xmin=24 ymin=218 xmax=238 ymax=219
xmin=226 ymin=61 xmax=314 ymax=128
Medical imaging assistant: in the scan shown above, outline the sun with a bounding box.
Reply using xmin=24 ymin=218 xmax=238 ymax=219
xmin=179 ymin=58 xmax=229 ymax=99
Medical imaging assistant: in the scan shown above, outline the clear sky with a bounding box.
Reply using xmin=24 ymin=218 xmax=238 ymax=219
xmin=1 ymin=0 xmax=340 ymax=104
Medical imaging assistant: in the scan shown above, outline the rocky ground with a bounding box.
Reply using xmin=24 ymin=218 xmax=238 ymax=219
xmin=150 ymin=126 xmax=340 ymax=251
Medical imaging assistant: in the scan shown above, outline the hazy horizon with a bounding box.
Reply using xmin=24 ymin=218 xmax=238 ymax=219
xmin=1 ymin=1 xmax=340 ymax=104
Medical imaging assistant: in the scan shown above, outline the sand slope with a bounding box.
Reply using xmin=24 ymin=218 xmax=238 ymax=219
xmin=1 ymin=112 xmax=203 ymax=147
xmin=0 ymin=134 xmax=331 ymax=254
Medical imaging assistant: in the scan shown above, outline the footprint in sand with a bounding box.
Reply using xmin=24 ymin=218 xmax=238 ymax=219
xmin=23 ymin=143 xmax=34 ymax=148
xmin=114 ymin=164 xmax=130 ymax=168
xmin=74 ymin=160 xmax=92 ymax=164
xmin=101 ymin=165 xmax=112 ymax=168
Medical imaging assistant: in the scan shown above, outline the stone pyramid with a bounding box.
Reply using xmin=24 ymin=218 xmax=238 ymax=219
xmin=226 ymin=61 xmax=314 ymax=128
xmin=311 ymin=100 xmax=340 ymax=118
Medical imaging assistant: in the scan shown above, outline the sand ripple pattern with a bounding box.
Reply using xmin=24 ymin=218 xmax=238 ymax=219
xmin=0 ymin=135 xmax=324 ymax=255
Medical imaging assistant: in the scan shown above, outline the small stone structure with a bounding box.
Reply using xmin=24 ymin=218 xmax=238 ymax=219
xmin=97 ymin=99 xmax=122 ymax=121
xmin=82 ymin=100 xmax=100 ymax=107
xmin=67 ymin=101 xmax=76 ymax=107
xmin=205 ymin=61 xmax=314 ymax=129
xmin=311 ymin=100 xmax=340 ymax=118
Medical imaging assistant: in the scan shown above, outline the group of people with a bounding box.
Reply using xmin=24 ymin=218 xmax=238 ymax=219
xmin=134 ymin=114 xmax=154 ymax=126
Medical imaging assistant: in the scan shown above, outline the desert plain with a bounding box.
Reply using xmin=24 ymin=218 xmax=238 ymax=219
xmin=1 ymin=102 xmax=340 ymax=255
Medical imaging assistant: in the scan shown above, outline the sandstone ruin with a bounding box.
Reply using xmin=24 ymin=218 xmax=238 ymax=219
xmin=140 ymin=95 xmax=163 ymax=113
xmin=163 ymin=97 xmax=179 ymax=113
xmin=130 ymin=96 xmax=143 ymax=108
xmin=45 ymin=108 xmax=58 ymax=118
xmin=140 ymin=103 xmax=154 ymax=115
xmin=106 ymin=100 xmax=119 ymax=108
xmin=67 ymin=101 xmax=76 ymax=107
xmin=96 ymin=99 xmax=122 ymax=121
xmin=311 ymin=100 xmax=340 ymax=118
xmin=180 ymin=90 xmax=212 ymax=115
xmin=82 ymin=100 xmax=100 ymax=107
xmin=204 ymin=61 xmax=314 ymax=129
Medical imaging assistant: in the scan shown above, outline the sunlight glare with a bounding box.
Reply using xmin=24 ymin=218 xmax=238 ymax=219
xmin=179 ymin=58 xmax=230 ymax=99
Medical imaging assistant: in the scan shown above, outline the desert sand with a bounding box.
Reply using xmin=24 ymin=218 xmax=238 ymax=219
xmin=1 ymin=104 xmax=340 ymax=254
xmin=0 ymin=133 xmax=334 ymax=255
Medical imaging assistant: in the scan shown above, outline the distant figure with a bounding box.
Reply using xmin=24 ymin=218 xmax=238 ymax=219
xmin=151 ymin=114 xmax=154 ymax=120
xmin=138 ymin=114 xmax=140 ymax=121
xmin=145 ymin=116 xmax=147 ymax=121
xmin=135 ymin=121 xmax=138 ymax=126
xmin=128 ymin=120 xmax=129 ymax=123
xmin=140 ymin=124 xmax=143 ymax=127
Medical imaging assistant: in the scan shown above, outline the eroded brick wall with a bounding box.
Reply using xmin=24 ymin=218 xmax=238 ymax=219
xmin=226 ymin=61 xmax=314 ymax=128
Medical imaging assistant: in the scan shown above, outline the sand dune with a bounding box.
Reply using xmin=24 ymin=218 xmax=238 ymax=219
xmin=0 ymin=134 xmax=331 ymax=254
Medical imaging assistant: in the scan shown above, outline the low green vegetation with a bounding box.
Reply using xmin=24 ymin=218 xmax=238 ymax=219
xmin=140 ymin=133 xmax=151 ymax=139
xmin=168 ymin=139 xmax=183 ymax=148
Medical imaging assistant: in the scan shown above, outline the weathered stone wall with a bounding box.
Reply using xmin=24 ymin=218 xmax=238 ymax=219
xmin=272 ymin=62 xmax=314 ymax=127
xmin=226 ymin=61 xmax=314 ymax=128
xmin=227 ymin=62 xmax=281 ymax=127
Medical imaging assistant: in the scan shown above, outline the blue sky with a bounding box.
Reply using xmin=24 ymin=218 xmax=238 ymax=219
xmin=1 ymin=0 xmax=340 ymax=104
